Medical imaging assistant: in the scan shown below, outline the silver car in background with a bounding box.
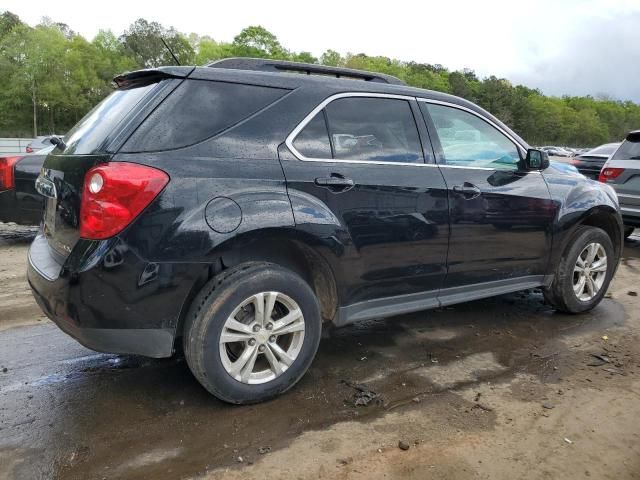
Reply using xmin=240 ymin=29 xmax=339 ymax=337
xmin=599 ymin=131 xmax=640 ymax=238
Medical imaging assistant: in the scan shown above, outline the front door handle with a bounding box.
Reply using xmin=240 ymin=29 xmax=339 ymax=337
xmin=315 ymin=174 xmax=354 ymax=192
xmin=452 ymin=182 xmax=481 ymax=199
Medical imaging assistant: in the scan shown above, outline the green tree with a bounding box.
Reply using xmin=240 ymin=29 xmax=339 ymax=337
xmin=0 ymin=10 xmax=21 ymax=40
xmin=231 ymin=25 xmax=286 ymax=58
xmin=120 ymin=18 xmax=195 ymax=68
xmin=1 ymin=12 xmax=640 ymax=145
xmin=320 ymin=49 xmax=342 ymax=66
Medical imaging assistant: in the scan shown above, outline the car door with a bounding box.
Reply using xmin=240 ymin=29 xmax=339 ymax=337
xmin=279 ymin=93 xmax=449 ymax=308
xmin=419 ymin=100 xmax=556 ymax=291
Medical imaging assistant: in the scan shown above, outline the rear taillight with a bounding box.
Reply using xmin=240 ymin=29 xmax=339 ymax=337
xmin=598 ymin=167 xmax=624 ymax=183
xmin=26 ymin=146 xmax=33 ymax=153
xmin=0 ymin=156 xmax=23 ymax=191
xmin=79 ymin=162 xmax=169 ymax=240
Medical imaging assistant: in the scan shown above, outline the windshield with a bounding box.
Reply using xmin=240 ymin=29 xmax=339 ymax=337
xmin=61 ymin=84 xmax=156 ymax=155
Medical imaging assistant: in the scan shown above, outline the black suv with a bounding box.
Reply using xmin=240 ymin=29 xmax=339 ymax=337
xmin=28 ymin=59 xmax=623 ymax=403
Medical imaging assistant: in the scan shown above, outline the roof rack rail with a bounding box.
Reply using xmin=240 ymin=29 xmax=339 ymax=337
xmin=207 ymin=57 xmax=406 ymax=86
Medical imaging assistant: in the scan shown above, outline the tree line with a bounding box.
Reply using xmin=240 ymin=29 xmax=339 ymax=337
xmin=1 ymin=11 xmax=638 ymax=147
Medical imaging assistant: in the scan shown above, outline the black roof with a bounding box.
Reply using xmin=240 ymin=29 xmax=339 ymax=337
xmin=208 ymin=58 xmax=406 ymax=85
xmin=114 ymin=61 xmax=529 ymax=149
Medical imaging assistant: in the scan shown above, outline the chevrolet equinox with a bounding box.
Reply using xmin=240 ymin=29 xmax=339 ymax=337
xmin=28 ymin=58 xmax=623 ymax=403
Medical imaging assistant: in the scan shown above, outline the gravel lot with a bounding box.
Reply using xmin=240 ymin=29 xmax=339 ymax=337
xmin=1 ymin=224 xmax=639 ymax=480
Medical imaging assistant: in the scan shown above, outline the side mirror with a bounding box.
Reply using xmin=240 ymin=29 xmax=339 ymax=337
xmin=525 ymin=148 xmax=549 ymax=170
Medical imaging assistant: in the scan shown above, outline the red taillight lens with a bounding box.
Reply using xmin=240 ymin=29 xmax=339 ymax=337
xmin=0 ymin=156 xmax=23 ymax=191
xmin=26 ymin=146 xmax=33 ymax=153
xmin=79 ymin=162 xmax=169 ymax=240
xmin=598 ymin=167 xmax=624 ymax=183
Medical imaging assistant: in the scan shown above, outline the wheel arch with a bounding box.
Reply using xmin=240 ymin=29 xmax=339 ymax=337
xmin=174 ymin=228 xmax=340 ymax=338
xmin=554 ymin=205 xmax=623 ymax=273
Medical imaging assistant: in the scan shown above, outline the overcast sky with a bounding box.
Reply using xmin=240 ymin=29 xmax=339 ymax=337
xmin=4 ymin=0 xmax=640 ymax=101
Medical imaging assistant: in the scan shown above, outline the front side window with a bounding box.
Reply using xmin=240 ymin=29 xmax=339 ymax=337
xmin=422 ymin=103 xmax=521 ymax=170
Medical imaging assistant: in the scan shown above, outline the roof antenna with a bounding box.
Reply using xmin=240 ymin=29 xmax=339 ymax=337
xmin=161 ymin=37 xmax=181 ymax=65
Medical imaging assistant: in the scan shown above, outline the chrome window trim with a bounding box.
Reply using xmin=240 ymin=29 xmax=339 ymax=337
xmin=285 ymin=92 xmax=431 ymax=167
xmin=284 ymin=92 xmax=529 ymax=171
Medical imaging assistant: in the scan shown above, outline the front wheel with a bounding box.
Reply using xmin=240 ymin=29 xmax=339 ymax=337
xmin=183 ymin=262 xmax=322 ymax=404
xmin=544 ymin=226 xmax=615 ymax=313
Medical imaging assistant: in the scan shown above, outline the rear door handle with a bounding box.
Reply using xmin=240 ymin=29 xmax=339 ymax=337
xmin=452 ymin=182 xmax=481 ymax=199
xmin=315 ymin=175 xmax=354 ymax=192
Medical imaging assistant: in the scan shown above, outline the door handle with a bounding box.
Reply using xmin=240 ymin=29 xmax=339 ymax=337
xmin=315 ymin=174 xmax=354 ymax=192
xmin=452 ymin=182 xmax=481 ymax=199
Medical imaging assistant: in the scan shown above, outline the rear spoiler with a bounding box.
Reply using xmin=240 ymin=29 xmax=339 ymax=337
xmin=113 ymin=67 xmax=195 ymax=89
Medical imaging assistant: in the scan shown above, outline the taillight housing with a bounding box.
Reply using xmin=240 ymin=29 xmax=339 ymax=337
xmin=0 ymin=156 xmax=23 ymax=191
xmin=79 ymin=162 xmax=169 ymax=240
xmin=26 ymin=146 xmax=33 ymax=153
xmin=598 ymin=167 xmax=624 ymax=183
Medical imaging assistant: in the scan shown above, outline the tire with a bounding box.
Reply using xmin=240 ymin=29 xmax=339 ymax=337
xmin=544 ymin=226 xmax=615 ymax=313
xmin=183 ymin=262 xmax=322 ymax=404
xmin=623 ymin=226 xmax=635 ymax=239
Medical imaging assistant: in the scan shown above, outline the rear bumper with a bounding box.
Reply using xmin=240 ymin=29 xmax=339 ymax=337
xmin=26 ymin=233 xmax=192 ymax=358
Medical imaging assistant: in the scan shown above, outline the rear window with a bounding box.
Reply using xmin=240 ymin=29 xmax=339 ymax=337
xmin=612 ymin=139 xmax=640 ymax=160
xmin=584 ymin=144 xmax=619 ymax=157
xmin=62 ymin=84 xmax=156 ymax=155
xmin=122 ymin=80 xmax=289 ymax=152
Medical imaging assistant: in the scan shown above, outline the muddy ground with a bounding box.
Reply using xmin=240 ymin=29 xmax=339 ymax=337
xmin=1 ymin=223 xmax=639 ymax=480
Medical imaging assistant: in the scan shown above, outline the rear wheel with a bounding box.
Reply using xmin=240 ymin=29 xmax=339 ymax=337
xmin=183 ymin=262 xmax=322 ymax=404
xmin=544 ymin=226 xmax=615 ymax=313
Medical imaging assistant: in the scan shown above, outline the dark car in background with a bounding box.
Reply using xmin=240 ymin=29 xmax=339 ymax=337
xmin=571 ymin=142 xmax=621 ymax=179
xmin=0 ymin=146 xmax=49 ymax=224
xmin=28 ymin=59 xmax=623 ymax=404
xmin=599 ymin=131 xmax=640 ymax=238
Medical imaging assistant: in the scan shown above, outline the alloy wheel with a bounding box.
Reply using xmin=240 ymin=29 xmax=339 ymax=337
xmin=573 ymin=242 xmax=607 ymax=301
xmin=219 ymin=292 xmax=305 ymax=384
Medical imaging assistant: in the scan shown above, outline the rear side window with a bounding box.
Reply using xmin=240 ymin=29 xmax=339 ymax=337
xmin=123 ymin=80 xmax=289 ymax=152
xmin=612 ymin=139 xmax=640 ymax=160
xmin=325 ymin=97 xmax=423 ymax=163
xmin=293 ymin=112 xmax=332 ymax=158
xmin=62 ymin=83 xmax=156 ymax=155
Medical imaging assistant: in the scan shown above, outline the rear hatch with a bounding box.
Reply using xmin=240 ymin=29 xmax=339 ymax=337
xmin=604 ymin=132 xmax=640 ymax=210
xmin=37 ymin=68 xmax=191 ymax=260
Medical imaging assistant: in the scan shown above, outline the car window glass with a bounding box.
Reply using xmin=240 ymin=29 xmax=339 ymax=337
xmin=123 ymin=80 xmax=289 ymax=152
xmin=423 ymin=103 xmax=520 ymax=170
xmin=62 ymin=83 xmax=156 ymax=154
xmin=293 ymin=112 xmax=332 ymax=158
xmin=324 ymin=97 xmax=423 ymax=163
xmin=612 ymin=139 xmax=640 ymax=160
